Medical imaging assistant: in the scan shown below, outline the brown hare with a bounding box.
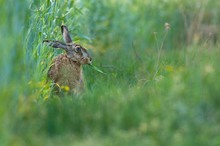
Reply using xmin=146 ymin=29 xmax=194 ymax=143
xmin=43 ymin=25 xmax=92 ymax=94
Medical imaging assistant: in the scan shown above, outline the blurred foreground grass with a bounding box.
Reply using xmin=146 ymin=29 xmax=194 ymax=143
xmin=0 ymin=0 xmax=220 ymax=146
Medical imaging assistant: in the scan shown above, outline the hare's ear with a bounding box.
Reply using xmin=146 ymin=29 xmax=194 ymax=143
xmin=43 ymin=40 xmax=68 ymax=51
xmin=61 ymin=25 xmax=72 ymax=43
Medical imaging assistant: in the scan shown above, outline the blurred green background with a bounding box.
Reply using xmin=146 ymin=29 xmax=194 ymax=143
xmin=0 ymin=0 xmax=220 ymax=145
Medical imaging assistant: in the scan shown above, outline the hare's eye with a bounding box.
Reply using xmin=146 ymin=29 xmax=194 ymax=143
xmin=76 ymin=47 xmax=81 ymax=52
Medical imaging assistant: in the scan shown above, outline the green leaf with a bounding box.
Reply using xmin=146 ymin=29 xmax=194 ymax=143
xmin=90 ymin=64 xmax=106 ymax=74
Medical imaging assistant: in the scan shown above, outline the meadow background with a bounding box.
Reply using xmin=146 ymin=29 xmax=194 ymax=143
xmin=0 ymin=0 xmax=220 ymax=145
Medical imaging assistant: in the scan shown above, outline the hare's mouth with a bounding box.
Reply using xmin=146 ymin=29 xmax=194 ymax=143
xmin=80 ymin=58 xmax=92 ymax=65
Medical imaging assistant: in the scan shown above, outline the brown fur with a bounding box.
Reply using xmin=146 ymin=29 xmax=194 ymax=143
xmin=48 ymin=54 xmax=84 ymax=93
xmin=44 ymin=25 xmax=92 ymax=94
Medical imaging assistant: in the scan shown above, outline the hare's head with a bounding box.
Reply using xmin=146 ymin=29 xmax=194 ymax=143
xmin=43 ymin=25 xmax=92 ymax=65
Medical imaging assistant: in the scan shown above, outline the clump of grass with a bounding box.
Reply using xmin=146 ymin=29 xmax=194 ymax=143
xmin=1 ymin=1 xmax=220 ymax=146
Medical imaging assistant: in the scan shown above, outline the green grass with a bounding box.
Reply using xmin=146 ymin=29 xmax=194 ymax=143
xmin=1 ymin=0 xmax=220 ymax=146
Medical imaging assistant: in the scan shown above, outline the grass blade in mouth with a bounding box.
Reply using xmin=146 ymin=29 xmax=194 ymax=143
xmin=89 ymin=64 xmax=106 ymax=74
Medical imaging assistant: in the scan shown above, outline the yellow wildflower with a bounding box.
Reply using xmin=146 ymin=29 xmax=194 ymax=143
xmin=165 ymin=65 xmax=174 ymax=72
xmin=61 ymin=85 xmax=70 ymax=92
